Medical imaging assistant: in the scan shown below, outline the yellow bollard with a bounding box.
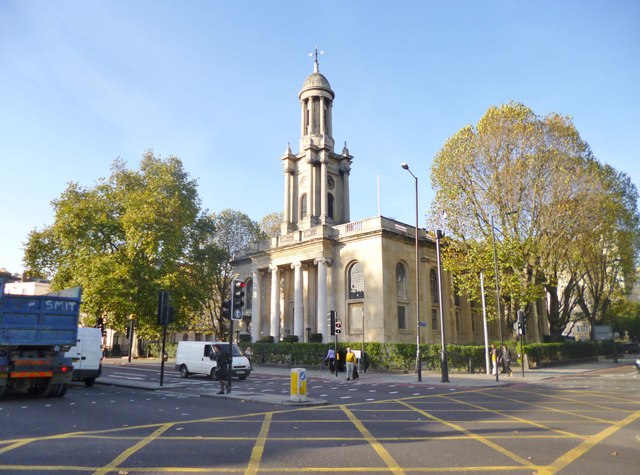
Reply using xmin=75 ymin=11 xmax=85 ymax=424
xmin=290 ymin=368 xmax=307 ymax=402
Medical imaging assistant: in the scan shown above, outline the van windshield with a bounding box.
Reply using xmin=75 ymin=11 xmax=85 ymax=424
xmin=216 ymin=343 xmax=242 ymax=357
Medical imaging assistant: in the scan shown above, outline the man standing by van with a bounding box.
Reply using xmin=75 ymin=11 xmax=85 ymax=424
xmin=213 ymin=345 xmax=230 ymax=394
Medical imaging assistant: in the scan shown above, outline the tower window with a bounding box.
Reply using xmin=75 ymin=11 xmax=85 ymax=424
xmin=300 ymin=194 xmax=308 ymax=219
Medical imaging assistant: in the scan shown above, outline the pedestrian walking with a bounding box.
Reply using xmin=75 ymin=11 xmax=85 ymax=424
xmin=213 ymin=344 xmax=230 ymax=394
xmin=345 ymin=347 xmax=356 ymax=380
xmin=324 ymin=347 xmax=336 ymax=373
xmin=502 ymin=345 xmax=513 ymax=376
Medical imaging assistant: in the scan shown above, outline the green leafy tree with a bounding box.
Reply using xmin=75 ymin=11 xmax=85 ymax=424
xmin=199 ymin=209 xmax=265 ymax=340
xmin=24 ymin=151 xmax=209 ymax=339
xmin=428 ymin=102 xmax=637 ymax=340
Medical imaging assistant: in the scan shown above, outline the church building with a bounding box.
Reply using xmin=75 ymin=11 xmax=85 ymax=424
xmin=232 ymin=58 xmax=540 ymax=346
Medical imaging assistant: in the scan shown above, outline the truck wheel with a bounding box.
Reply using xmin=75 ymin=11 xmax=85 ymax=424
xmin=41 ymin=382 xmax=57 ymax=397
xmin=239 ymin=375 xmax=248 ymax=380
xmin=179 ymin=365 xmax=190 ymax=378
xmin=210 ymin=368 xmax=218 ymax=380
xmin=56 ymin=384 xmax=68 ymax=397
xmin=84 ymin=378 xmax=96 ymax=387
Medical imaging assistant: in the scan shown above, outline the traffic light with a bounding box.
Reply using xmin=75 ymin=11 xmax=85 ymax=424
xmin=125 ymin=325 xmax=131 ymax=339
xmin=335 ymin=320 xmax=342 ymax=335
xmin=328 ymin=310 xmax=336 ymax=336
xmin=230 ymin=279 xmax=245 ymax=320
xmin=221 ymin=300 xmax=231 ymax=319
xmin=517 ymin=310 xmax=526 ymax=335
xmin=157 ymin=290 xmax=169 ymax=325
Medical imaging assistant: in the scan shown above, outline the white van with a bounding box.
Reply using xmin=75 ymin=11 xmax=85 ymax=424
xmin=175 ymin=341 xmax=251 ymax=380
xmin=65 ymin=327 xmax=104 ymax=387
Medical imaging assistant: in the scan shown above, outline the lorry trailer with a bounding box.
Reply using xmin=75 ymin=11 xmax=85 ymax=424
xmin=0 ymin=282 xmax=82 ymax=398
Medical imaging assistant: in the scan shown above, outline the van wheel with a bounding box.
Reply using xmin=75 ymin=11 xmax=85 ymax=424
xmin=210 ymin=368 xmax=218 ymax=381
xmin=239 ymin=375 xmax=247 ymax=380
xmin=179 ymin=365 xmax=190 ymax=378
xmin=84 ymin=378 xmax=96 ymax=387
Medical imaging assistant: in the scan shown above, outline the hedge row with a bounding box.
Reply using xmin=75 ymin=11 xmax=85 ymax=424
xmin=144 ymin=340 xmax=615 ymax=371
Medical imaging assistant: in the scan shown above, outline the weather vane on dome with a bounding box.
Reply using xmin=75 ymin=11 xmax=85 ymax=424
xmin=308 ymin=46 xmax=325 ymax=71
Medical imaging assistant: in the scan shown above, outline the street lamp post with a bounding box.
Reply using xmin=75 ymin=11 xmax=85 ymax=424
xmin=401 ymin=163 xmax=422 ymax=382
xmin=435 ymin=229 xmax=449 ymax=383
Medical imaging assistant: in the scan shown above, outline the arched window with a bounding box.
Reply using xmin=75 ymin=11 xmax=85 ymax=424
xmin=300 ymin=194 xmax=308 ymax=219
xmin=327 ymin=193 xmax=335 ymax=220
xmin=348 ymin=262 xmax=365 ymax=299
xmin=396 ymin=262 xmax=407 ymax=300
xmin=430 ymin=269 xmax=439 ymax=303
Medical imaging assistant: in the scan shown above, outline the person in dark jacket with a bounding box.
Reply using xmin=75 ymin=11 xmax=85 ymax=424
xmin=213 ymin=344 xmax=230 ymax=394
xmin=501 ymin=345 xmax=512 ymax=376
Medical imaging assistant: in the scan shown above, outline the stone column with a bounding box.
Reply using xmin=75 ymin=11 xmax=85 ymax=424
xmin=251 ymin=270 xmax=262 ymax=343
xmin=283 ymin=166 xmax=292 ymax=225
xmin=269 ymin=265 xmax=280 ymax=342
xmin=342 ymin=167 xmax=351 ymax=223
xmin=320 ymin=97 xmax=325 ymax=135
xmin=320 ymin=155 xmax=327 ymax=221
xmin=309 ymin=97 xmax=315 ymax=135
xmin=292 ymin=262 xmax=304 ymax=340
xmin=315 ymin=257 xmax=332 ymax=342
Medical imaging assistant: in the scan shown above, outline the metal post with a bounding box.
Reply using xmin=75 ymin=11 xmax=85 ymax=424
xmin=491 ymin=215 xmax=502 ymax=382
xmin=436 ymin=230 xmax=449 ymax=382
xmin=401 ymin=163 xmax=422 ymax=382
xmin=127 ymin=317 xmax=135 ymax=364
xmin=480 ymin=272 xmax=490 ymax=375
xmin=228 ymin=319 xmax=234 ymax=391
xmin=609 ymin=300 xmax=618 ymax=363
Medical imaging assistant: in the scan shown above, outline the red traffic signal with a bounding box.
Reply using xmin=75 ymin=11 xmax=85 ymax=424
xmin=335 ymin=321 xmax=342 ymax=334
xmin=231 ymin=279 xmax=246 ymax=320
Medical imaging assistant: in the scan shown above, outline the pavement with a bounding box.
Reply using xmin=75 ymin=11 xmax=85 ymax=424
xmin=96 ymin=355 xmax=637 ymax=406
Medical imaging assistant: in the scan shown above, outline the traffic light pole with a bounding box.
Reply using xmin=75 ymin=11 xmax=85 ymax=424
xmin=228 ymin=318 xmax=234 ymax=392
xmin=334 ymin=331 xmax=338 ymax=377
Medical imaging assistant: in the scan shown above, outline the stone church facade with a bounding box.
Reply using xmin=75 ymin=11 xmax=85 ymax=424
xmin=232 ymin=59 xmax=548 ymax=346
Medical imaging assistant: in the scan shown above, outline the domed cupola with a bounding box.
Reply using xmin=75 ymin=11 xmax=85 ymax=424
xmin=298 ymin=51 xmax=334 ymax=143
xmin=300 ymin=64 xmax=334 ymax=99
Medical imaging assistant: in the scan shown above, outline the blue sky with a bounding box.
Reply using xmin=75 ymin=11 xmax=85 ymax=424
xmin=1 ymin=1 xmax=638 ymax=275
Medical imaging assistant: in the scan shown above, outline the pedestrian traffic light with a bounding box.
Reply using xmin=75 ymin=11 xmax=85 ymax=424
xmin=328 ymin=310 xmax=336 ymax=336
xmin=335 ymin=320 xmax=342 ymax=335
xmin=125 ymin=325 xmax=131 ymax=339
xmin=221 ymin=300 xmax=231 ymax=319
xmin=157 ymin=290 xmax=169 ymax=325
xmin=517 ymin=310 xmax=526 ymax=335
xmin=230 ymin=279 xmax=245 ymax=320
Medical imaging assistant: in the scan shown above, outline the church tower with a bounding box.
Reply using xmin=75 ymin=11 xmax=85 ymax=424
xmin=281 ymin=52 xmax=353 ymax=234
